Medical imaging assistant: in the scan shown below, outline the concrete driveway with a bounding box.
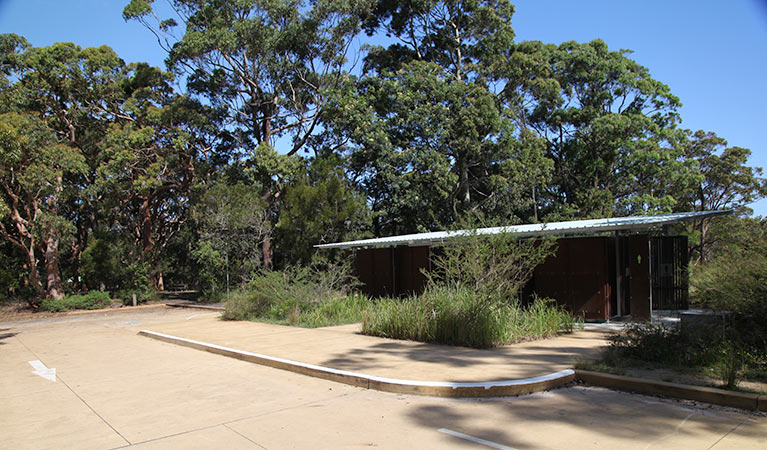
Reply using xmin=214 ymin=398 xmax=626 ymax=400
xmin=1 ymin=307 xmax=765 ymax=449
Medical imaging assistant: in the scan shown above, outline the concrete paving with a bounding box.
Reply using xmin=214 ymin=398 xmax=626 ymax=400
xmin=1 ymin=307 xmax=765 ymax=449
xmin=139 ymin=314 xmax=609 ymax=383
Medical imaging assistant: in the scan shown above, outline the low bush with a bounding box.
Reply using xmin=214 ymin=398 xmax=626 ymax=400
xmin=40 ymin=291 xmax=112 ymax=312
xmin=362 ymin=285 xmax=577 ymax=349
xmin=222 ymin=263 xmax=365 ymax=327
xmin=605 ymin=321 xmax=759 ymax=388
xmin=114 ymin=286 xmax=156 ymax=306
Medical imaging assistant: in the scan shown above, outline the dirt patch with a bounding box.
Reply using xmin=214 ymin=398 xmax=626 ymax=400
xmin=0 ymin=299 xmax=167 ymax=323
xmin=622 ymin=366 xmax=767 ymax=395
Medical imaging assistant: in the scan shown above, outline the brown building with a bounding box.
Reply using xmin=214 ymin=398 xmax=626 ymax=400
xmin=316 ymin=211 xmax=730 ymax=321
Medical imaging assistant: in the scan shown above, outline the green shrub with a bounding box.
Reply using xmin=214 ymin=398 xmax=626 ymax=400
xmin=115 ymin=286 xmax=156 ymax=306
xmin=604 ymin=321 xmax=759 ymax=388
xmin=427 ymin=228 xmax=555 ymax=303
xmin=691 ymin=217 xmax=767 ymax=356
xmin=222 ymin=263 xmax=365 ymax=327
xmin=40 ymin=291 xmax=112 ymax=312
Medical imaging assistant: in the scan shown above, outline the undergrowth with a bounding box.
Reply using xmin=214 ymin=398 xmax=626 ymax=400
xmin=222 ymin=264 xmax=365 ymax=328
xmin=40 ymin=291 xmax=112 ymax=312
xmin=595 ymin=321 xmax=764 ymax=389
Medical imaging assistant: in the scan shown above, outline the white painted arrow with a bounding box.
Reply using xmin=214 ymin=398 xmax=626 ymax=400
xmin=29 ymin=360 xmax=56 ymax=382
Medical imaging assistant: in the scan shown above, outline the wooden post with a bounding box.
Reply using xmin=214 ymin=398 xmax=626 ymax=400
xmin=132 ymin=293 xmax=137 ymax=307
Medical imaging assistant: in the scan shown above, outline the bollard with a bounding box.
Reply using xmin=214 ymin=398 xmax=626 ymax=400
xmin=132 ymin=293 xmax=137 ymax=307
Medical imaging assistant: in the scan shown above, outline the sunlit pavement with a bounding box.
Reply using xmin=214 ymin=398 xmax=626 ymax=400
xmin=1 ymin=307 xmax=764 ymax=449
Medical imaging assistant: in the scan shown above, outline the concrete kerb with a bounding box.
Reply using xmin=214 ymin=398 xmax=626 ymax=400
xmin=138 ymin=330 xmax=576 ymax=398
xmin=165 ymin=302 xmax=225 ymax=311
xmin=575 ymin=369 xmax=767 ymax=412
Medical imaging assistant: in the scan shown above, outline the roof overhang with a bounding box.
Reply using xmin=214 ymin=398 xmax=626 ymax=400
xmin=315 ymin=210 xmax=733 ymax=250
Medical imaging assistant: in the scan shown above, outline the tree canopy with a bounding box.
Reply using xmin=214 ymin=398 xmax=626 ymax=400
xmin=0 ymin=0 xmax=764 ymax=302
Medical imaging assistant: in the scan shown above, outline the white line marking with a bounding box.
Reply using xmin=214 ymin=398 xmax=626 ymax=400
xmin=438 ymin=428 xmax=518 ymax=450
xmin=186 ymin=313 xmax=220 ymax=320
xmin=139 ymin=330 xmax=575 ymax=389
xmin=29 ymin=360 xmax=56 ymax=382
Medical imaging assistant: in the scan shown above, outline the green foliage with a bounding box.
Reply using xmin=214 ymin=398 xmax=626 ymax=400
xmin=503 ymin=39 xmax=686 ymax=218
xmin=40 ymin=291 xmax=112 ymax=312
xmin=428 ymin=228 xmax=556 ymax=303
xmin=690 ymin=217 xmax=767 ymax=355
xmin=190 ymin=240 xmax=225 ymax=300
xmin=606 ymin=321 xmax=760 ymax=389
xmin=222 ymin=263 xmax=362 ymax=327
xmin=191 ymin=182 xmax=268 ymax=298
xmin=0 ymin=242 xmax=22 ymax=301
xmin=362 ymin=286 xmax=575 ymax=349
xmin=299 ymin=294 xmax=369 ymax=328
xmin=125 ymin=0 xmax=373 ymax=156
xmin=276 ymin=155 xmax=371 ymax=266
xmin=80 ymin=232 xmax=154 ymax=303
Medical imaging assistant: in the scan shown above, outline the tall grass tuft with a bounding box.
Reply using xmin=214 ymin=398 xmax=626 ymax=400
xmin=362 ymin=285 xmax=576 ymax=349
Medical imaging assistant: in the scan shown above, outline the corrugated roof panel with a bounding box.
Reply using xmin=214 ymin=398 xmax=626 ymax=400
xmin=314 ymin=210 xmax=732 ymax=250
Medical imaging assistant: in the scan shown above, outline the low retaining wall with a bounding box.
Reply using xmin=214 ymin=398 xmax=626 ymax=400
xmin=575 ymin=370 xmax=767 ymax=411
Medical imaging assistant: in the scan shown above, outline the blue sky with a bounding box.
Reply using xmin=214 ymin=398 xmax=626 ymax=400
xmin=1 ymin=0 xmax=766 ymax=216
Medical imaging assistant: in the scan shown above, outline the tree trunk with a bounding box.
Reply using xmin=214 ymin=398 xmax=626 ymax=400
xmin=156 ymin=271 xmax=164 ymax=291
xmin=262 ymin=236 xmax=273 ymax=270
xmin=699 ymin=218 xmax=708 ymax=263
xmin=458 ymin=156 xmax=470 ymax=212
xmin=141 ymin=197 xmax=154 ymax=256
xmin=45 ymin=232 xmax=65 ymax=299
xmin=26 ymin=242 xmax=46 ymax=300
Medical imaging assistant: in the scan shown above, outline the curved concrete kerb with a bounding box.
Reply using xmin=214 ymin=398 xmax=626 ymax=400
xmin=138 ymin=330 xmax=575 ymax=398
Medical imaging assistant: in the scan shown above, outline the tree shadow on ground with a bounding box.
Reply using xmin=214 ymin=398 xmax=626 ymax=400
xmin=403 ymin=386 xmax=763 ymax=449
xmin=320 ymin=339 xmax=602 ymax=380
xmin=0 ymin=328 xmax=18 ymax=345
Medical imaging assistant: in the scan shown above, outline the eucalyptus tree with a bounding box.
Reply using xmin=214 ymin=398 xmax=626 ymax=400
xmin=275 ymin=154 xmax=371 ymax=265
xmin=124 ymin=0 xmax=375 ymax=266
xmin=95 ymin=63 xmax=211 ymax=289
xmin=1 ymin=35 xmax=210 ymax=293
xmin=0 ymin=112 xmax=85 ymax=301
xmin=677 ymin=130 xmax=766 ymax=261
xmin=501 ymin=39 xmax=688 ymax=219
xmin=327 ymin=0 xmax=550 ymax=234
xmin=0 ymin=36 xmax=104 ymax=300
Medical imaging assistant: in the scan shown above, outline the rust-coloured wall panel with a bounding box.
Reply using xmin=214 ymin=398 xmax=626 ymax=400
xmin=628 ymin=235 xmax=651 ymax=320
xmin=355 ymin=246 xmax=430 ymax=298
xmin=533 ymin=237 xmax=610 ymax=320
xmin=355 ymin=248 xmax=394 ymax=297
xmin=396 ymin=246 xmax=429 ymax=296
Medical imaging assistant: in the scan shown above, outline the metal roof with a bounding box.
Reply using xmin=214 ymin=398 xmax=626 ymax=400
xmin=315 ymin=210 xmax=733 ymax=250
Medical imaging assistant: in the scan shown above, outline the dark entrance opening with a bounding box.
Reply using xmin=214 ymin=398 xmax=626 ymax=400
xmin=650 ymin=236 xmax=689 ymax=310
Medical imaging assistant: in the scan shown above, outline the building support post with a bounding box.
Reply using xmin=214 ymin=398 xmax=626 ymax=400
xmin=614 ymin=233 xmax=622 ymax=318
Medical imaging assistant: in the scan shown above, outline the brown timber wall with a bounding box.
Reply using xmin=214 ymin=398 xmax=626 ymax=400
xmin=533 ymin=237 xmax=611 ymax=320
xmin=354 ymin=246 xmax=430 ymax=297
